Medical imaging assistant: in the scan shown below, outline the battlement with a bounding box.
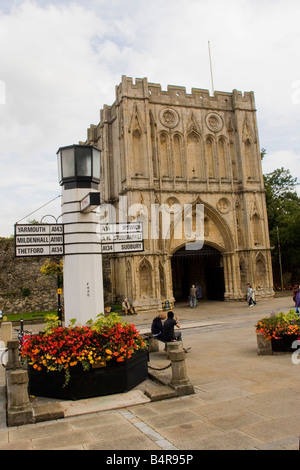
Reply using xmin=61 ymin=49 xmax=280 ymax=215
xmin=115 ymin=75 xmax=255 ymax=111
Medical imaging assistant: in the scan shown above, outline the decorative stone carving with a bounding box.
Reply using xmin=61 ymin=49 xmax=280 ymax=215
xmin=217 ymin=197 xmax=231 ymax=213
xmin=159 ymin=108 xmax=179 ymax=128
xmin=206 ymin=112 xmax=223 ymax=132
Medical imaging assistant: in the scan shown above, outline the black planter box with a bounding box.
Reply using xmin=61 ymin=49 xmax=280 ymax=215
xmin=28 ymin=350 xmax=148 ymax=400
xmin=271 ymin=335 xmax=298 ymax=352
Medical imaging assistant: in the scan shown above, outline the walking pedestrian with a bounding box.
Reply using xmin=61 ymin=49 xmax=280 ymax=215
xmin=295 ymin=288 xmax=300 ymax=314
xmin=247 ymin=284 xmax=256 ymax=307
xmin=189 ymin=285 xmax=197 ymax=308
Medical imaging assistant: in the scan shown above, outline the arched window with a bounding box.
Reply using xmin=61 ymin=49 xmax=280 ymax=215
xmin=187 ymin=131 xmax=203 ymax=179
xmin=126 ymin=261 xmax=132 ymax=301
xmin=255 ymin=255 xmax=266 ymax=288
xmin=218 ymin=137 xmax=228 ymax=179
xmin=150 ymin=112 xmax=158 ymax=178
xmin=173 ymin=134 xmax=183 ymax=178
xmin=159 ymin=262 xmax=166 ymax=299
xmin=133 ymin=129 xmax=143 ymax=175
xmin=252 ymin=213 xmax=263 ymax=246
xmin=159 ymin=133 xmax=171 ymax=178
xmin=206 ymin=136 xmax=217 ymax=179
xmin=244 ymin=139 xmax=257 ymax=180
xmin=139 ymin=259 xmax=153 ymax=298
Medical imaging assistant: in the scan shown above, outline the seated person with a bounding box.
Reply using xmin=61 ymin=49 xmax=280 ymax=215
xmin=151 ymin=312 xmax=166 ymax=342
xmin=163 ymin=311 xmax=182 ymax=342
xmin=122 ymin=298 xmax=136 ymax=315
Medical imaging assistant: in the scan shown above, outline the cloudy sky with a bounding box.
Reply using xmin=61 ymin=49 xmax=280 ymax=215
xmin=0 ymin=0 xmax=299 ymax=237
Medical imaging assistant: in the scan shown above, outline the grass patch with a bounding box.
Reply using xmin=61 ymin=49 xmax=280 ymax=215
xmin=0 ymin=310 xmax=56 ymax=322
xmin=1 ymin=305 xmax=123 ymax=322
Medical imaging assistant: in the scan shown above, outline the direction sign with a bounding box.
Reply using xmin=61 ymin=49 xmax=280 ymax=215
xmin=99 ymin=222 xmax=143 ymax=253
xmin=14 ymin=222 xmax=143 ymax=256
xmin=101 ymin=241 xmax=144 ymax=253
xmin=80 ymin=192 xmax=100 ymax=212
xmin=99 ymin=222 xmax=142 ymax=233
xmin=15 ymin=224 xmax=64 ymax=257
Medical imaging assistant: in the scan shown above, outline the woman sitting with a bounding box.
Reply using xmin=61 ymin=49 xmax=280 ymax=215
xmin=151 ymin=312 xmax=166 ymax=342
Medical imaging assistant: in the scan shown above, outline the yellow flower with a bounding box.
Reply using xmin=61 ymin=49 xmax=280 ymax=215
xmin=105 ymin=349 xmax=112 ymax=355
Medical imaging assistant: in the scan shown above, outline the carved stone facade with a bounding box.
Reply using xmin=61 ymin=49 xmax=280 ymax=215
xmin=86 ymin=76 xmax=274 ymax=312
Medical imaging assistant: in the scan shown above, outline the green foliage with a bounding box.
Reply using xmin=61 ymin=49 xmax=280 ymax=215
xmin=44 ymin=314 xmax=61 ymax=334
xmin=40 ymin=259 xmax=63 ymax=287
xmin=21 ymin=287 xmax=31 ymax=297
xmin=89 ymin=312 xmax=126 ymax=330
xmin=67 ymin=313 xmax=126 ymax=330
xmin=263 ymin=163 xmax=300 ymax=283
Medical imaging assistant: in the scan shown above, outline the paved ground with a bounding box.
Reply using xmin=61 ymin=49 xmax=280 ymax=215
xmin=0 ymin=295 xmax=299 ymax=451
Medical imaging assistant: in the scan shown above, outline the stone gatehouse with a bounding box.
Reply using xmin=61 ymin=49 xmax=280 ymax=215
xmin=85 ymin=76 xmax=273 ymax=313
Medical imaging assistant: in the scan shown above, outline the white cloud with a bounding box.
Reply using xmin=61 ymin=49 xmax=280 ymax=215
xmin=0 ymin=0 xmax=300 ymax=236
xmin=262 ymin=150 xmax=300 ymax=179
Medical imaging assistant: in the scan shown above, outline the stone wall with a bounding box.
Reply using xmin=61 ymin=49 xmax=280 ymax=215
xmin=0 ymin=238 xmax=58 ymax=315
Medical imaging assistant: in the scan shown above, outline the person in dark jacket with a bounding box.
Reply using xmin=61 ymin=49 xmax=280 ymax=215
xmin=151 ymin=312 xmax=166 ymax=342
xmin=295 ymin=289 xmax=300 ymax=314
xmin=163 ymin=311 xmax=181 ymax=342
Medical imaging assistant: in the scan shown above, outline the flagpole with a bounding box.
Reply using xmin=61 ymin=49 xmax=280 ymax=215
xmin=208 ymin=41 xmax=215 ymax=95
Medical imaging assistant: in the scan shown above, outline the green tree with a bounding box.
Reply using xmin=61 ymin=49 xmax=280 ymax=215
xmin=263 ymin=166 xmax=300 ymax=285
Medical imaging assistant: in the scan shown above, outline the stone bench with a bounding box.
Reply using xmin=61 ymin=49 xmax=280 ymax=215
xmin=143 ymin=333 xmax=183 ymax=358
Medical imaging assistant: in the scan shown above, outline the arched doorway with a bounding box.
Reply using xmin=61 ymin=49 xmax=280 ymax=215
xmin=171 ymin=244 xmax=225 ymax=301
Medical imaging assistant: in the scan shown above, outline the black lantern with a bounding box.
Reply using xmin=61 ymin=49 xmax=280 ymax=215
xmin=57 ymin=144 xmax=101 ymax=189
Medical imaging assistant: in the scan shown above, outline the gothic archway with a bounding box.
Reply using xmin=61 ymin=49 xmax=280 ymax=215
xmin=171 ymin=244 xmax=225 ymax=301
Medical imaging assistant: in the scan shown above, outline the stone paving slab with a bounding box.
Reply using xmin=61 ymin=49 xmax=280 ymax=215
xmin=62 ymin=390 xmax=151 ymax=418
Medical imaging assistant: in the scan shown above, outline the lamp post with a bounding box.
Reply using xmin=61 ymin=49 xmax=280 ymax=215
xmin=57 ymin=144 xmax=103 ymax=326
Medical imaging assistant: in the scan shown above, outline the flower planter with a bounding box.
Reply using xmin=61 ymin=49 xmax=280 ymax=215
xmin=28 ymin=350 xmax=148 ymax=400
xmin=271 ymin=335 xmax=299 ymax=352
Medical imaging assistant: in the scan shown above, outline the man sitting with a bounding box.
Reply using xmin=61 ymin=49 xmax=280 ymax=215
xmin=122 ymin=298 xmax=136 ymax=315
xmin=163 ymin=311 xmax=182 ymax=342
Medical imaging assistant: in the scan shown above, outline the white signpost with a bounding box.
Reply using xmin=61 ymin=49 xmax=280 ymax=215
xmin=15 ymin=224 xmax=64 ymax=257
xmin=14 ymin=215 xmax=143 ymax=326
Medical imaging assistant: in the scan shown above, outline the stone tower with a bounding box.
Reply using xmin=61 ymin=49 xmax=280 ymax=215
xmin=86 ymin=76 xmax=274 ymax=312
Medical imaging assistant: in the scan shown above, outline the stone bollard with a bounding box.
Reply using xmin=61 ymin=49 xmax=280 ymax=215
xmin=148 ymin=336 xmax=159 ymax=352
xmin=5 ymin=340 xmax=33 ymax=426
xmin=1 ymin=322 xmax=12 ymax=346
xmin=6 ymin=369 xmax=33 ymax=426
xmin=6 ymin=340 xmax=22 ymax=370
xmin=166 ymin=341 xmax=183 ymax=358
xmin=168 ymin=347 xmax=195 ymax=396
xmin=256 ymin=332 xmax=273 ymax=356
